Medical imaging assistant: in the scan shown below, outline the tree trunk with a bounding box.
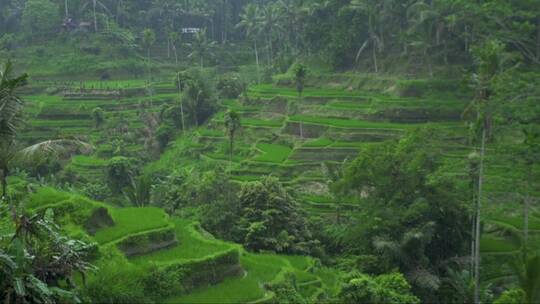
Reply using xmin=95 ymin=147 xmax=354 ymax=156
xmin=474 ymin=129 xmax=486 ymax=304
xmin=177 ymin=74 xmax=186 ymax=132
xmin=267 ymin=34 xmax=272 ymax=66
xmin=229 ymin=135 xmax=233 ymax=164
xmin=93 ymin=1 xmax=98 ymax=32
xmin=180 ymin=102 xmax=186 ymax=131
xmin=173 ymin=46 xmax=178 ymax=66
xmin=524 ymin=195 xmax=530 ymax=248
xmin=65 ymin=0 xmax=69 ymax=18
xmin=167 ymin=37 xmax=171 ymax=58
xmin=536 ymin=16 xmax=540 ymax=62
xmin=470 ymin=170 xmax=477 ymax=274
xmin=336 ymin=203 xmax=341 ymax=225
xmin=470 ymin=213 xmax=476 ymax=274
xmin=147 ymin=48 xmax=153 ymax=107
xmin=147 ymin=48 xmax=152 ymax=82
xmin=222 ymin=0 xmax=228 ymax=44
xmin=1 ymin=168 xmax=7 ymax=203
xmin=254 ymin=40 xmax=260 ymax=84
xmin=372 ymin=42 xmax=379 ymax=73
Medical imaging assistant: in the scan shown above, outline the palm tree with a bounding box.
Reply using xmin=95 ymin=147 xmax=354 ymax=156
xmin=184 ymin=80 xmax=203 ymax=126
xmin=277 ymin=0 xmax=303 ymax=54
xmin=81 ymin=0 xmax=110 ymax=32
xmin=142 ymin=28 xmax=156 ymax=81
xmin=64 ymin=0 xmax=69 ymax=18
xmin=169 ymin=31 xmax=181 ymax=66
xmin=124 ymin=175 xmax=152 ymax=207
xmin=0 ymin=61 xmax=91 ymax=202
xmin=260 ymin=5 xmax=281 ymax=66
xmin=522 ymin=127 xmax=540 ymax=247
xmin=0 ymin=60 xmax=27 ymax=201
xmin=237 ymin=3 xmax=262 ymax=83
xmin=406 ymin=1 xmax=440 ymax=77
xmin=373 ymin=222 xmax=441 ymax=292
xmin=514 ymin=253 xmax=540 ymax=303
xmin=350 ymin=0 xmax=384 ymax=73
xmin=175 ymin=72 xmax=186 ymax=132
xmin=294 ymin=63 xmax=307 ymax=97
xmin=188 ymin=29 xmax=215 ymax=70
xmin=224 ymin=110 xmax=241 ymax=164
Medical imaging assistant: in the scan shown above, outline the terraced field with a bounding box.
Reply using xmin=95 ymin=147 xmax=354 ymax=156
xmin=179 ymin=83 xmax=467 ymax=217
xmin=20 ymin=80 xmax=179 ymax=183
xmin=19 ymin=75 xmax=528 ymax=299
xmin=18 ymin=183 xmax=338 ymax=303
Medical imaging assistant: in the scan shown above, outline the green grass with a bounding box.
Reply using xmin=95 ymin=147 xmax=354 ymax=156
xmin=93 ymin=207 xmax=170 ymax=244
xmin=197 ymin=128 xmax=224 ymax=137
xmin=248 ymin=84 xmax=368 ymax=99
xmin=303 ymin=137 xmax=333 ymax=148
xmin=166 ymin=253 xmax=311 ymax=304
xmin=222 ymin=99 xmax=262 ymax=112
xmin=252 ymin=143 xmax=292 ymax=163
xmin=327 ymin=101 xmax=371 ymax=110
xmin=70 ymin=155 xmax=108 ymax=168
xmin=130 ymin=218 xmax=232 ymax=265
xmin=289 ymin=115 xmax=415 ymax=130
xmin=241 ymin=118 xmax=283 ymax=128
xmin=25 ymin=187 xmax=72 ymax=209
xmin=480 ymin=236 xmax=521 ymax=254
xmin=488 ymin=215 xmax=540 ymax=231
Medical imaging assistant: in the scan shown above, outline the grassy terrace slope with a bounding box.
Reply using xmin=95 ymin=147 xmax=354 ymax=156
xmin=19 ymin=74 xmax=523 ymax=298
xmin=180 ymin=81 xmax=468 ymax=218
xmin=143 ymin=77 xmax=525 ymax=288
xmin=16 ymin=183 xmax=339 ymax=303
xmin=20 ymin=80 xmax=179 ymax=183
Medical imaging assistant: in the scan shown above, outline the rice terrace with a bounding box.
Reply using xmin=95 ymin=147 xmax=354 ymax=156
xmin=1 ymin=0 xmax=540 ymax=303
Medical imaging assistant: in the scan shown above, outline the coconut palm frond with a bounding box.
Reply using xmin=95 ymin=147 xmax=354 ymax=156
xmin=17 ymin=139 xmax=93 ymax=162
xmin=373 ymin=236 xmax=401 ymax=258
xmin=408 ymin=267 xmax=441 ymax=291
xmin=514 ymin=253 xmax=540 ymax=303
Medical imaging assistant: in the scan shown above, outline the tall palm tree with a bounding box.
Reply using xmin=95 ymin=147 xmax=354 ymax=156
xmin=169 ymin=31 xmax=181 ymax=66
xmin=260 ymin=5 xmax=281 ymax=66
xmin=142 ymin=28 xmax=156 ymax=81
xmin=522 ymin=127 xmax=540 ymax=247
xmin=276 ymin=0 xmax=302 ymax=54
xmin=224 ymin=110 xmax=241 ymax=164
xmin=175 ymin=72 xmax=186 ymax=132
xmin=188 ymin=29 xmax=215 ymax=70
xmin=64 ymin=0 xmax=69 ymax=18
xmin=350 ymin=0 xmax=384 ymax=73
xmin=406 ymin=1 xmax=440 ymax=77
xmin=81 ymin=0 xmax=110 ymax=32
xmin=237 ymin=3 xmax=262 ymax=83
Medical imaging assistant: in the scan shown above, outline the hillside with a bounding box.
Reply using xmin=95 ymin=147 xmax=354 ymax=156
xmin=2 ymin=0 xmax=540 ymax=303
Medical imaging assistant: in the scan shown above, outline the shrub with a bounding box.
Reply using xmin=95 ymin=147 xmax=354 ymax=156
xmin=92 ymin=107 xmax=105 ymax=128
xmin=106 ymin=157 xmax=135 ymax=194
xmin=338 ymin=272 xmax=420 ymax=304
xmin=83 ymin=253 xmax=149 ymax=304
xmin=494 ymin=289 xmax=525 ymax=304
xmin=235 ymin=176 xmax=319 ymax=254
xmin=216 ymin=73 xmax=245 ymax=98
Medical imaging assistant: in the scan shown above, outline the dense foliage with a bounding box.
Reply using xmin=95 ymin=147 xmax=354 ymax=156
xmin=1 ymin=0 xmax=539 ymax=303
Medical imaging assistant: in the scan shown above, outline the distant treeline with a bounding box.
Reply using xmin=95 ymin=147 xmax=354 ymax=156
xmin=1 ymin=0 xmax=539 ymax=71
